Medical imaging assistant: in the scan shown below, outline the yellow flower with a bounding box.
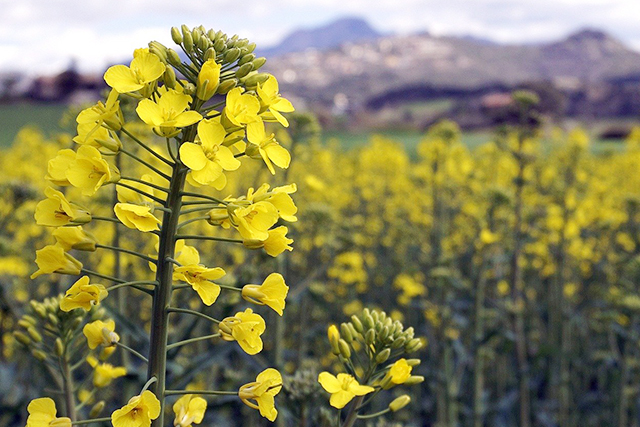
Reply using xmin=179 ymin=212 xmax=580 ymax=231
xmin=181 ymin=119 xmax=240 ymax=188
xmin=104 ymin=48 xmax=165 ymax=94
xmin=318 ymin=372 xmax=374 ymax=409
xmin=172 ymin=395 xmax=207 ymax=427
xmin=248 ymin=184 xmax=297 ymax=222
xmin=387 ymin=359 xmax=412 ymax=386
xmin=243 ymin=226 xmax=294 ymax=257
xmin=59 ymin=276 xmax=108 ymax=312
xmin=26 ymin=397 xmax=71 ymax=427
xmin=196 ymin=59 xmax=221 ymax=101
xmin=73 ymin=122 xmax=121 ymax=153
xmin=83 ymin=319 xmax=118 ymax=349
xmin=35 ymin=187 xmax=91 ymax=227
xmin=46 ymin=149 xmax=76 ymax=186
xmin=76 ymin=89 xmax=123 ymax=131
xmin=222 ymin=87 xmax=260 ymax=127
xmin=114 ymin=203 xmax=161 ymax=232
xmin=31 ymin=244 xmax=82 ymax=279
xmin=246 ymin=120 xmax=290 ymax=174
xmin=256 ymin=75 xmax=294 ymax=127
xmin=238 ymin=368 xmax=282 ymax=422
xmin=219 ymin=308 xmax=266 ymax=355
xmin=52 ymin=226 xmax=97 ymax=251
xmin=111 ymin=390 xmax=161 ymax=427
xmin=66 ymin=145 xmax=120 ymax=196
xmin=173 ymin=264 xmax=226 ymax=305
xmin=87 ymin=355 xmax=126 ymax=388
xmin=231 ymin=201 xmax=279 ymax=241
xmin=242 ymin=273 xmax=289 ymax=315
xmin=136 ymin=89 xmax=202 ymax=137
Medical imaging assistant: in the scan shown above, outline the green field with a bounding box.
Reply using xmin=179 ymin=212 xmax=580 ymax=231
xmin=0 ymin=103 xmax=69 ymax=147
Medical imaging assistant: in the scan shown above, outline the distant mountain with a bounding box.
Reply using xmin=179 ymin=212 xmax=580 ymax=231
xmin=259 ymin=17 xmax=382 ymax=57
xmin=263 ymin=26 xmax=640 ymax=110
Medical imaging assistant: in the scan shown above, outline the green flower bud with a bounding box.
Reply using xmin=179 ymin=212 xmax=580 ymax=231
xmin=351 ymin=315 xmax=364 ymax=333
xmin=14 ymin=331 xmax=31 ymax=346
xmin=204 ymin=48 xmax=216 ymax=62
xmin=163 ymin=66 xmax=177 ymax=89
xmin=22 ymin=315 xmax=38 ymax=325
xmin=245 ymin=42 xmax=256 ymax=54
xmin=242 ymin=72 xmax=270 ymax=87
xmin=379 ymin=325 xmax=390 ymax=342
xmin=183 ymin=31 xmax=194 ymax=53
xmin=338 ymin=339 xmax=351 ymax=359
xmin=406 ymin=359 xmax=421 ymax=366
xmin=148 ymin=41 xmax=168 ymax=63
xmin=207 ymin=29 xmax=216 ymax=40
xmin=389 ymin=395 xmax=411 ymax=412
xmin=70 ymin=317 xmax=83 ymax=330
xmin=340 ymin=323 xmax=353 ymax=342
xmin=404 ymin=327 xmax=415 ymax=339
xmin=54 ymin=338 xmax=64 ymax=357
xmin=365 ymin=329 xmax=376 ymax=345
xmin=183 ymin=83 xmax=197 ymax=96
xmin=238 ymin=53 xmax=255 ymax=66
xmin=363 ymin=313 xmax=374 ymax=329
xmin=27 ymin=327 xmax=42 ymax=343
xmin=252 ymin=57 xmax=267 ymax=70
xmin=376 ymin=348 xmax=391 ymax=364
xmin=167 ymin=49 xmax=182 ymax=68
xmin=89 ymin=401 xmax=106 ymax=418
xmin=404 ymin=375 xmax=425 ymax=385
xmin=31 ymin=349 xmax=48 ymax=361
xmin=216 ymin=79 xmax=237 ymax=94
xmin=18 ymin=319 xmax=32 ymax=329
xmin=235 ymin=63 xmax=254 ymax=79
xmin=371 ymin=311 xmax=379 ymax=324
xmin=406 ymin=338 xmax=423 ymax=353
xmin=328 ymin=325 xmax=340 ymax=355
xmin=224 ymin=48 xmax=241 ymax=63
xmin=191 ymin=28 xmax=202 ymax=45
xmin=47 ymin=314 xmax=59 ymax=326
xmin=214 ymin=38 xmax=226 ymax=52
xmin=391 ymin=337 xmax=406 ymax=349
xmin=171 ymin=27 xmax=183 ymax=44
xmin=347 ymin=323 xmax=359 ymax=340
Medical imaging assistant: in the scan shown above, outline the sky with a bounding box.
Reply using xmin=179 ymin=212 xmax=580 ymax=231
xmin=1 ymin=0 xmax=640 ymax=75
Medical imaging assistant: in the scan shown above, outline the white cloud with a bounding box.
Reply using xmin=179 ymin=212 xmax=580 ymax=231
xmin=1 ymin=0 xmax=639 ymax=74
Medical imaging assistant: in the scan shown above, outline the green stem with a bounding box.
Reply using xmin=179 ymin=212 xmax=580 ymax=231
xmin=114 ymin=341 xmax=148 ymax=363
xmin=342 ymin=396 xmax=366 ymax=427
xmin=120 ymin=148 xmax=171 ymax=180
xmin=356 ymin=408 xmax=391 ymax=420
xmin=72 ymin=418 xmax=112 ymax=425
xmin=165 ymin=389 xmax=238 ymax=396
xmin=120 ymin=176 xmax=170 ymax=193
xmin=81 ymin=268 xmax=124 ymax=283
xmin=105 ymin=281 xmax=158 ymax=291
xmin=168 ymin=307 xmax=220 ymax=324
xmin=91 ymin=216 xmax=121 ymax=224
xmin=166 ymin=333 xmax=220 ymax=350
xmin=177 ymin=216 xmax=209 ymax=230
xmin=96 ymin=244 xmax=157 ymax=263
xmin=175 ymin=235 xmax=242 ymax=243
xmin=180 ymin=206 xmax=224 ymax=215
xmin=121 ymin=127 xmax=174 ymax=166
xmin=218 ymin=284 xmax=242 ymax=292
xmin=180 ymin=191 xmax=226 ymax=204
xmin=60 ymin=353 xmax=77 ymax=421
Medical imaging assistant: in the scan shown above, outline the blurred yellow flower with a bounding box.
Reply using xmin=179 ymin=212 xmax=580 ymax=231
xmin=173 ymin=395 xmax=207 ymax=427
xmin=242 ymin=272 xmax=289 ymax=315
xmin=31 ymin=244 xmax=82 ymax=279
xmin=60 ymin=276 xmax=108 ymax=312
xmin=219 ymin=308 xmax=266 ymax=355
xmin=318 ymin=372 xmax=374 ymax=409
xmin=26 ymin=397 xmax=71 ymax=427
xmin=239 ymin=368 xmax=282 ymax=421
xmin=104 ymin=48 xmax=165 ymax=94
xmin=136 ymin=90 xmax=202 ymax=137
xmin=111 ymin=390 xmax=160 ymax=427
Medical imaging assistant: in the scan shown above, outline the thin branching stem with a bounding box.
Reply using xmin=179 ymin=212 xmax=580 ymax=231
xmin=96 ymin=243 xmax=157 ymax=263
xmin=166 ymin=333 xmax=220 ymax=350
xmin=114 ymin=341 xmax=149 ymax=363
xmin=175 ymin=235 xmax=243 ymax=243
xmin=120 ymin=148 xmax=171 ymax=180
xmin=121 ymin=127 xmax=174 ymax=166
xmin=115 ymin=182 xmax=166 ymax=205
xmin=168 ymin=307 xmax=220 ymax=324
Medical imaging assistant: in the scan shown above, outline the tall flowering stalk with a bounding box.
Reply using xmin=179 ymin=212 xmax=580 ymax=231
xmin=26 ymin=25 xmax=295 ymax=426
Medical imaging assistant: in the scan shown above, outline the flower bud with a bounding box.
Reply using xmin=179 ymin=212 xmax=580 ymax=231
xmin=54 ymin=338 xmax=64 ymax=357
xmin=376 ymin=348 xmax=391 ymax=364
xmin=351 ymin=315 xmax=364 ymax=333
xmin=47 ymin=314 xmax=59 ymax=326
xmin=365 ymin=329 xmax=375 ymax=345
xmin=89 ymin=401 xmax=106 ymax=418
xmin=191 ymin=27 xmax=202 ymax=45
xmin=340 ymin=323 xmax=353 ymax=342
xmin=183 ymin=82 xmax=196 ymax=96
xmin=163 ymin=66 xmax=177 ymax=89
xmin=14 ymin=331 xmax=31 ymax=346
xmin=167 ymin=49 xmax=182 ymax=68
xmin=404 ymin=375 xmax=425 ymax=386
xmin=238 ymin=53 xmax=255 ymax=66
xmin=245 ymin=42 xmax=256 ymax=53
xmin=148 ymin=41 xmax=168 ymax=63
xmin=328 ymin=325 xmax=340 ymax=355
xmin=27 ymin=327 xmax=42 ymax=343
xmin=235 ymin=63 xmax=254 ymax=79
xmin=379 ymin=325 xmax=390 ymax=342
xmin=406 ymin=358 xmax=421 ymax=366
xmin=224 ymin=48 xmax=241 ymax=63
xmin=389 ymin=395 xmax=411 ymax=412
xmin=204 ymin=48 xmax=216 ymax=62
xmin=363 ymin=313 xmax=374 ymax=329
xmin=405 ymin=338 xmax=423 ymax=353
xmin=18 ymin=319 xmax=33 ymax=329
xmin=216 ymin=79 xmax=237 ymax=94
xmin=214 ymin=38 xmax=226 ymax=52
xmin=171 ymin=27 xmax=183 ymax=44
xmin=252 ymin=57 xmax=267 ymax=70
xmin=32 ymin=349 xmax=48 ymax=361
xmin=338 ymin=339 xmax=351 ymax=359
xmin=243 ymin=72 xmax=270 ymax=87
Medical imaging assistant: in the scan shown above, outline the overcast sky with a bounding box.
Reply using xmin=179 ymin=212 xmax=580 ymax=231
xmin=1 ymin=0 xmax=640 ymax=75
